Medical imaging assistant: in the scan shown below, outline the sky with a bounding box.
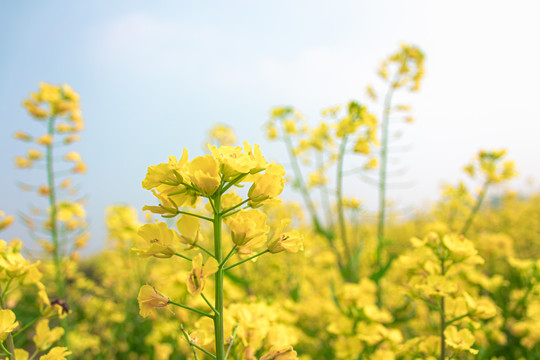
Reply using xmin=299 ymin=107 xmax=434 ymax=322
xmin=1 ymin=1 xmax=540 ymax=253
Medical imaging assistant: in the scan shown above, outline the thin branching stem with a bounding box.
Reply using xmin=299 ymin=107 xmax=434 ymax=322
xmin=224 ymin=250 xmax=269 ymax=271
xmin=169 ymin=300 xmax=213 ymax=319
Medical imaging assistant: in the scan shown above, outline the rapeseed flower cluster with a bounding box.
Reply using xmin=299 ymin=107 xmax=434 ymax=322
xmin=136 ymin=141 xmax=303 ymax=359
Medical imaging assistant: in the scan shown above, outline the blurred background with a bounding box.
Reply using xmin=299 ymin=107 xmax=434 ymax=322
xmin=2 ymin=0 xmax=540 ymax=252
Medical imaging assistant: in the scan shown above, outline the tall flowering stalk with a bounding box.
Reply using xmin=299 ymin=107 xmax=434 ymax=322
xmin=367 ymin=44 xmax=425 ymax=306
xmin=265 ymin=102 xmax=377 ymax=283
xmin=14 ymin=83 xmax=88 ymax=340
xmin=135 ymin=142 xmax=303 ymax=359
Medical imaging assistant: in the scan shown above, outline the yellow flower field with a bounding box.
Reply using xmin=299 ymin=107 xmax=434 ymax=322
xmin=2 ymin=43 xmax=539 ymax=360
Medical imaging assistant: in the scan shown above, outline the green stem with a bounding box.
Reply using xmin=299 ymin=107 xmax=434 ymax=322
xmin=440 ymin=257 xmax=446 ymax=360
xmin=317 ymin=152 xmax=333 ymax=231
xmin=376 ymin=78 xmax=397 ymax=306
xmin=13 ymin=316 xmax=42 ymax=337
xmin=221 ymin=174 xmax=248 ymax=194
xmin=213 ymin=194 xmax=225 ymax=360
xmin=201 ymin=293 xmax=219 ymax=316
xmin=283 ymin=135 xmax=322 ymax=232
xmin=224 ymin=250 xmax=269 ymax=271
xmin=180 ymin=324 xmax=201 ymax=360
xmin=195 ymin=244 xmax=216 ymax=259
xmin=191 ymin=341 xmax=217 ymax=359
xmin=0 ymin=343 xmax=11 ymax=359
xmin=224 ymin=322 xmax=239 ymax=360
xmin=283 ymin=133 xmax=340 ymax=268
xmin=0 ymin=279 xmax=13 ymax=304
xmin=336 ymin=135 xmax=353 ymax=267
xmin=175 ymin=253 xmax=192 ymax=262
xmin=446 ymin=312 xmax=471 ymax=326
xmin=28 ymin=350 xmax=39 ymax=360
xmin=220 ymin=245 xmax=238 ymax=269
xmin=46 ymin=115 xmax=65 ymax=300
xmin=178 ymin=211 xmax=213 ymax=222
xmin=222 ymin=199 xmax=249 ymax=216
xmin=222 ymin=209 xmax=243 ymax=219
xmin=168 ymin=300 xmax=213 ymax=319
xmin=460 ymin=180 xmax=490 ymax=236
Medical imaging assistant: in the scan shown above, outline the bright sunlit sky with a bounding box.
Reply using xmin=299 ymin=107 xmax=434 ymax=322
xmin=1 ymin=1 xmax=540 ymax=253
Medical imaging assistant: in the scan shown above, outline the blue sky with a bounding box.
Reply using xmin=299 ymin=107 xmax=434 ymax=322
xmin=2 ymin=1 xmax=540 ymax=252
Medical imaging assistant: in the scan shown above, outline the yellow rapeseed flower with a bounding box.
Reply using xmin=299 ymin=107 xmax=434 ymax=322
xmin=38 ymin=185 xmax=50 ymax=196
xmin=14 ymin=349 xmax=29 ymax=360
xmin=36 ymin=134 xmax=53 ymax=146
xmin=14 ymin=156 xmax=33 ymax=169
xmin=137 ymin=285 xmax=170 ymax=318
xmin=187 ymin=155 xmax=221 ymax=197
xmin=187 ymin=253 xmax=219 ymax=296
xmin=34 ymin=319 xmax=64 ymax=351
xmin=131 ymin=222 xmax=179 ymax=258
xmin=176 ymin=215 xmax=202 ymax=247
xmin=63 ymin=135 xmax=79 ymax=144
xmin=63 ymin=151 xmax=81 ymax=162
xmin=13 ymin=131 xmax=32 ymax=141
xmin=444 ymin=326 xmax=478 ymax=354
xmin=27 ymin=148 xmax=43 ymax=160
xmin=248 ymin=165 xmax=285 ymax=204
xmin=267 ymin=219 xmax=304 ymax=254
xmin=0 ymin=213 xmax=14 ymax=231
xmin=225 ymin=209 xmax=269 ymax=246
xmin=39 ymin=346 xmax=72 ymax=360
xmin=0 ymin=309 xmax=19 ymax=341
xmin=72 ymin=161 xmax=87 ymax=174
xmin=260 ymin=347 xmax=298 ymax=360
xmin=208 ymin=124 xmax=237 ymax=146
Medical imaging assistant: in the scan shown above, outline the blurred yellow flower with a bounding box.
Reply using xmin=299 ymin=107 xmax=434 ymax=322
xmin=0 ymin=309 xmax=18 ymax=341
xmin=39 ymin=346 xmax=72 ymax=360
xmin=444 ymin=326 xmax=478 ymax=354
xmin=34 ymin=319 xmax=64 ymax=351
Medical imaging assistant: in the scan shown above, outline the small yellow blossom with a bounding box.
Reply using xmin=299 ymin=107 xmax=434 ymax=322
xmin=38 ymin=185 xmax=50 ymax=196
xmin=63 ymin=135 xmax=79 ymax=144
xmin=267 ymin=219 xmax=304 ymax=254
xmin=187 ymin=155 xmax=221 ymax=197
xmin=225 ymin=209 xmax=269 ymax=246
xmin=260 ymin=347 xmax=298 ymax=360
xmin=366 ymin=86 xmax=377 ymax=100
xmin=14 ymin=131 xmax=32 ymax=141
xmin=176 ymin=215 xmax=202 ymax=247
xmin=187 ymin=253 xmax=219 ymax=296
xmin=39 ymin=346 xmax=72 ymax=360
xmin=365 ymin=157 xmax=378 ymax=169
xmin=0 ymin=309 xmax=19 ymax=341
xmin=208 ymin=124 xmax=237 ymax=146
xmin=34 ymin=319 xmax=64 ymax=351
xmin=60 ymin=179 xmax=72 ymax=189
xmin=248 ymin=166 xmax=285 ymax=204
xmin=444 ymin=326 xmax=478 ymax=354
xmin=64 ymin=151 xmax=81 ymax=162
xmin=137 ymin=285 xmax=169 ymax=318
xmin=14 ymin=349 xmax=29 ymax=360
xmin=27 ymin=148 xmax=43 ymax=160
xmin=72 ymin=161 xmax=87 ymax=174
xmin=14 ymin=156 xmax=33 ymax=168
xmin=36 ymin=134 xmax=53 ymax=146
xmin=131 ymin=222 xmax=179 ymax=258
xmin=0 ymin=213 xmax=14 ymax=231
